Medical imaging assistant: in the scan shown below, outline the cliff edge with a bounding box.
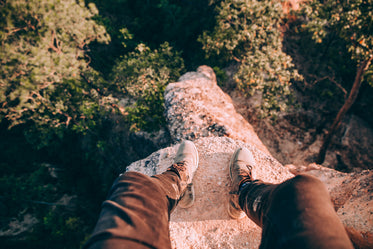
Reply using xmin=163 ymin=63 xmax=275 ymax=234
xmin=127 ymin=66 xmax=373 ymax=248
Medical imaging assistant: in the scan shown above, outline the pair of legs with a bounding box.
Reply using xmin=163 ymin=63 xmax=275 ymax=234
xmin=84 ymin=141 xmax=353 ymax=249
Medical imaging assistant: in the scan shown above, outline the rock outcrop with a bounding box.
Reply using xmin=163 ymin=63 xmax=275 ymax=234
xmin=126 ymin=66 xmax=373 ymax=248
xmin=164 ymin=65 xmax=269 ymax=155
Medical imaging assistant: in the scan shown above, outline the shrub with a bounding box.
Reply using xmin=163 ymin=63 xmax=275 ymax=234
xmin=298 ymin=0 xmax=373 ymax=163
xmin=0 ymin=0 xmax=110 ymax=129
xmin=300 ymin=0 xmax=372 ymax=82
xmin=200 ymin=0 xmax=302 ymax=118
xmin=111 ymin=42 xmax=185 ymax=131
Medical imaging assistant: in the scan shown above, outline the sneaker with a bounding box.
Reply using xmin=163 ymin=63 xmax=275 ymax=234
xmin=228 ymin=147 xmax=255 ymax=219
xmin=168 ymin=140 xmax=199 ymax=208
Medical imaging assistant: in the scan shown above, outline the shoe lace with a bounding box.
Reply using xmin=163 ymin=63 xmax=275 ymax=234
xmin=230 ymin=165 xmax=253 ymax=195
xmin=170 ymin=161 xmax=187 ymax=172
xmin=245 ymin=165 xmax=253 ymax=178
xmin=236 ymin=164 xmax=252 ymax=178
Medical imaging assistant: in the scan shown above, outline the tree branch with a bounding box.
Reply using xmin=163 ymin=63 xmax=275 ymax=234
xmin=48 ymin=30 xmax=62 ymax=54
xmin=308 ymin=74 xmax=348 ymax=98
xmin=316 ymin=55 xmax=373 ymax=164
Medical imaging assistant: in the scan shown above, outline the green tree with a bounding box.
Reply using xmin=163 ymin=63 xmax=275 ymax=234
xmin=111 ymin=42 xmax=185 ymax=132
xmin=299 ymin=0 xmax=373 ymax=163
xmin=0 ymin=1 xmax=115 ymax=247
xmin=0 ymin=0 xmax=110 ymax=130
xmin=86 ymin=0 xmax=217 ymax=73
xmin=200 ymin=0 xmax=302 ymax=118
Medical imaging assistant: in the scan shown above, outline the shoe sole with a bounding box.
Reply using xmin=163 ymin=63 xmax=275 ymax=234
xmin=179 ymin=141 xmax=199 ymax=209
xmin=178 ymin=183 xmax=195 ymax=208
xmin=228 ymin=148 xmax=246 ymax=219
xmin=229 ymin=148 xmax=241 ymax=182
xmin=228 ymin=195 xmax=246 ymax=219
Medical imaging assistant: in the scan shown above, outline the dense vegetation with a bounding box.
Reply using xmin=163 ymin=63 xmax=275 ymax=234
xmin=200 ymin=0 xmax=302 ymax=118
xmin=0 ymin=0 xmax=372 ymax=248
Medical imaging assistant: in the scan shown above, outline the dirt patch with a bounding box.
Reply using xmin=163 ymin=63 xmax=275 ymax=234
xmin=227 ymin=89 xmax=373 ymax=172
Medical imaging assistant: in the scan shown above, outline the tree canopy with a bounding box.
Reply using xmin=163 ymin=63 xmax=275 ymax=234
xmin=298 ymin=0 xmax=373 ymax=163
xmin=0 ymin=0 xmax=110 ymax=129
xmin=1 ymin=0 xmax=372 ymax=248
xmin=200 ymin=0 xmax=302 ymax=118
xmin=302 ymin=0 xmax=372 ymax=68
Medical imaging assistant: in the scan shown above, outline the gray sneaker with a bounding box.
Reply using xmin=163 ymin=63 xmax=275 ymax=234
xmin=228 ymin=147 xmax=255 ymax=219
xmin=168 ymin=140 xmax=199 ymax=208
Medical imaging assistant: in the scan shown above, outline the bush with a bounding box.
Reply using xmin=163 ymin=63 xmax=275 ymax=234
xmin=0 ymin=0 xmax=110 ymax=129
xmin=111 ymin=42 xmax=185 ymax=131
xmin=200 ymin=0 xmax=302 ymax=118
xmin=86 ymin=0 xmax=217 ymax=72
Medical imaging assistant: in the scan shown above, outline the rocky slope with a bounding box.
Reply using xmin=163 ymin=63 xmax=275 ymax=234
xmin=127 ymin=66 xmax=372 ymax=248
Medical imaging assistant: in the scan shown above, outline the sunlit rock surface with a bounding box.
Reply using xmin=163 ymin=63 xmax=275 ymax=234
xmin=127 ymin=66 xmax=372 ymax=248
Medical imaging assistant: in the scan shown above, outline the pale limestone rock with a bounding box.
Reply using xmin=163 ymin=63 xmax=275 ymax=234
xmin=164 ymin=66 xmax=269 ymax=155
xmin=288 ymin=164 xmax=373 ymax=233
xmin=127 ymin=137 xmax=292 ymax=249
xmin=126 ymin=66 xmax=372 ymax=248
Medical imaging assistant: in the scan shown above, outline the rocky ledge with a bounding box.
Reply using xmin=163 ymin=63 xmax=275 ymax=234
xmin=126 ymin=66 xmax=372 ymax=248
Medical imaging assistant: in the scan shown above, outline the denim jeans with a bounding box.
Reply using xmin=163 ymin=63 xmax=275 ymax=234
xmin=84 ymin=172 xmax=353 ymax=249
xmin=84 ymin=171 xmax=182 ymax=249
xmin=239 ymin=174 xmax=353 ymax=249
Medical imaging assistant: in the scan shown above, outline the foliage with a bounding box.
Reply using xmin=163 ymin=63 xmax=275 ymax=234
xmin=0 ymin=0 xmax=110 ymax=130
xmin=87 ymin=0 xmax=217 ymax=72
xmin=2 ymin=0 xmax=371 ymax=248
xmin=200 ymin=0 xmax=302 ymax=118
xmin=40 ymin=210 xmax=85 ymax=246
xmin=301 ymin=0 xmax=373 ymax=73
xmin=284 ymin=22 xmax=357 ymax=110
xmin=0 ymin=1 xmax=115 ymax=248
xmin=111 ymin=42 xmax=185 ymax=132
xmin=0 ymin=121 xmax=111 ymax=249
xmin=294 ymin=0 xmax=373 ymax=118
xmin=298 ymin=0 xmax=373 ymax=163
xmin=0 ymin=164 xmax=56 ymax=217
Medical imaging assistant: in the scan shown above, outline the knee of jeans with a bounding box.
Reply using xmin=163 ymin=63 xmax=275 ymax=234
xmin=265 ymin=174 xmax=332 ymax=225
xmin=272 ymin=174 xmax=329 ymax=204
xmin=291 ymin=174 xmax=326 ymax=192
xmin=117 ymin=171 xmax=152 ymax=183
